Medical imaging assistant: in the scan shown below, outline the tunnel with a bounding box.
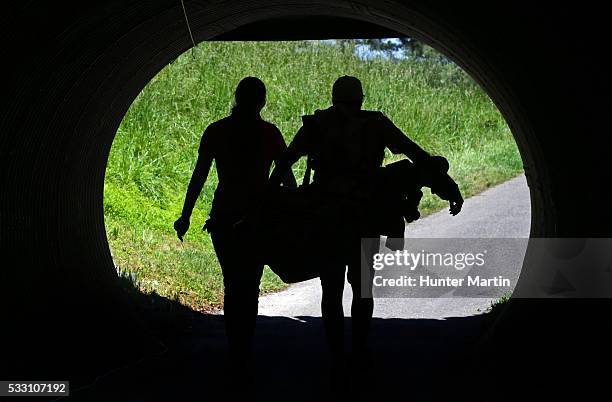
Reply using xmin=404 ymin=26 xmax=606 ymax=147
xmin=1 ymin=0 xmax=610 ymax=395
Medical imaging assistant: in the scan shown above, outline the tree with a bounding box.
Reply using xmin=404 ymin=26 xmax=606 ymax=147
xmin=357 ymin=38 xmax=447 ymax=61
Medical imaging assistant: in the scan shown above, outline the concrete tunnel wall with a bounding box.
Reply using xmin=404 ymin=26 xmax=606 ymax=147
xmin=0 ymin=0 xmax=610 ymax=381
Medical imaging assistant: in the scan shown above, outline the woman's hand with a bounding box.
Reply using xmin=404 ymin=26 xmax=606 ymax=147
xmin=174 ymin=215 xmax=190 ymax=242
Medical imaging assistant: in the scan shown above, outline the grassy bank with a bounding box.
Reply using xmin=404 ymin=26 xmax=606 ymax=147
xmin=104 ymin=40 xmax=523 ymax=311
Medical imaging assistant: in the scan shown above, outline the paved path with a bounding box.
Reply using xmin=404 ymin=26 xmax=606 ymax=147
xmin=75 ymin=176 xmax=532 ymax=401
xmin=259 ymin=174 xmax=531 ymax=319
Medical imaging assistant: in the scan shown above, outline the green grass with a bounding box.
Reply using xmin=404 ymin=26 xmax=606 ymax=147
xmin=487 ymin=292 xmax=513 ymax=313
xmin=104 ymin=40 xmax=523 ymax=311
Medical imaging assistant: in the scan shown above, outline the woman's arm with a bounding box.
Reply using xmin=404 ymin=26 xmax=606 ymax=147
xmin=174 ymin=152 xmax=213 ymax=241
xmin=270 ymin=126 xmax=298 ymax=188
xmin=174 ymin=129 xmax=215 ymax=241
xmin=181 ymin=152 xmax=213 ymax=218
xmin=269 ymin=125 xmax=309 ymax=187
xmin=276 ymin=159 xmax=298 ymax=188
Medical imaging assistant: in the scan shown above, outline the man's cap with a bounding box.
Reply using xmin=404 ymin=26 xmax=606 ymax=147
xmin=332 ymin=75 xmax=364 ymax=103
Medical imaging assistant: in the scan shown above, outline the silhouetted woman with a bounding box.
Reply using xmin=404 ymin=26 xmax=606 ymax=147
xmin=174 ymin=77 xmax=295 ymax=368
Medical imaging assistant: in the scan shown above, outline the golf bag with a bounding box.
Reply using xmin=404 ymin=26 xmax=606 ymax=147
xmin=251 ymin=155 xmax=462 ymax=283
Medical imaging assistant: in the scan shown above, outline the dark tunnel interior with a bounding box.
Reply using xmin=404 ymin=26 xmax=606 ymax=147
xmin=1 ymin=1 xmax=611 ymax=399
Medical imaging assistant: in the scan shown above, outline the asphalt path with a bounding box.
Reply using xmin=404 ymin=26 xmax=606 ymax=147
xmin=259 ymin=174 xmax=531 ymax=318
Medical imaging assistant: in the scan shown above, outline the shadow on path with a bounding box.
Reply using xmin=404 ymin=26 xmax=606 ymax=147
xmin=68 ymin=291 xmax=493 ymax=401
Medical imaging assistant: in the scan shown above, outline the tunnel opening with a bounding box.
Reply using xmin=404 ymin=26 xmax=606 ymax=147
xmin=93 ymin=9 xmax=541 ymax=394
xmin=104 ymin=37 xmax=530 ymax=317
xmin=5 ymin=0 xmax=578 ymax=390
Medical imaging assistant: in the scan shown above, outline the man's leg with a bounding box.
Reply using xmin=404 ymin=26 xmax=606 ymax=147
xmin=320 ymin=265 xmax=346 ymax=359
xmin=348 ymin=238 xmax=377 ymax=353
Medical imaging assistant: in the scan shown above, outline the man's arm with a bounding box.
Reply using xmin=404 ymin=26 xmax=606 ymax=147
xmin=174 ymin=132 xmax=214 ymax=241
xmin=272 ymin=127 xmax=298 ymax=188
xmin=381 ymin=114 xmax=463 ymax=215
xmin=380 ymin=114 xmax=430 ymax=163
xmin=276 ymin=157 xmax=298 ymax=188
xmin=269 ymin=125 xmax=309 ymax=187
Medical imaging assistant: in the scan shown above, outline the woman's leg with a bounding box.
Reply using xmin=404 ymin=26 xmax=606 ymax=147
xmin=211 ymin=227 xmax=264 ymax=363
xmin=320 ymin=265 xmax=347 ymax=359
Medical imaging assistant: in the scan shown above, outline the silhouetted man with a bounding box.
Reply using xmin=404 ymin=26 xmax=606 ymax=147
xmin=174 ymin=77 xmax=295 ymax=371
xmin=271 ymin=76 xmax=462 ymax=367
